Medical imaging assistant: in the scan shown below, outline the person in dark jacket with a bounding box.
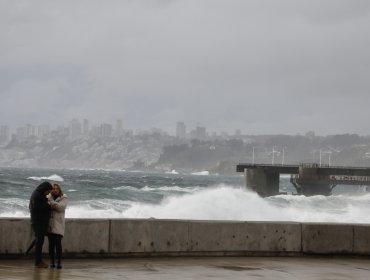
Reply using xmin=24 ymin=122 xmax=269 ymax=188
xmin=29 ymin=181 xmax=53 ymax=268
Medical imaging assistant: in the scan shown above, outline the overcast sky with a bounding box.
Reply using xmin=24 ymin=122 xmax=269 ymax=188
xmin=1 ymin=0 xmax=370 ymax=135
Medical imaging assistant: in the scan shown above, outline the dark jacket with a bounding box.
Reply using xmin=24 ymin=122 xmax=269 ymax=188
xmin=29 ymin=182 xmax=52 ymax=235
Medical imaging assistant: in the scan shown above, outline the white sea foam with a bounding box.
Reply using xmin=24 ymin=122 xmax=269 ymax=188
xmin=2 ymin=186 xmax=370 ymax=223
xmin=117 ymin=185 xmax=195 ymax=193
xmin=141 ymin=186 xmax=201 ymax=193
xmin=66 ymin=199 xmax=134 ymax=218
xmin=68 ymin=187 xmax=370 ymax=223
xmin=27 ymin=174 xmax=64 ymax=182
xmin=1 ymin=211 xmax=29 ymax=217
xmin=113 ymin=186 xmax=136 ymax=191
xmin=0 ymin=198 xmax=29 ymax=218
xmin=138 ymin=187 xmax=305 ymax=221
xmin=79 ymin=179 xmax=96 ymax=183
xmin=165 ymin=170 xmax=179 ymax=174
xmin=191 ymin=171 xmax=210 ymax=176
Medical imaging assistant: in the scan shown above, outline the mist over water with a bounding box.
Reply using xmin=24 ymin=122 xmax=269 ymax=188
xmin=1 ymin=167 xmax=370 ymax=223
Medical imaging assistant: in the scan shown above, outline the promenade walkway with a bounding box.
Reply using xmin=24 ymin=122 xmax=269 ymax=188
xmin=0 ymin=257 xmax=369 ymax=280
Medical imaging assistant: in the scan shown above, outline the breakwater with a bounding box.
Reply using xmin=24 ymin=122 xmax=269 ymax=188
xmin=1 ymin=218 xmax=369 ymax=257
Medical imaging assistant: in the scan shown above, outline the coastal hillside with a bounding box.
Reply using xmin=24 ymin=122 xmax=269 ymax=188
xmin=1 ymin=133 xmax=370 ymax=174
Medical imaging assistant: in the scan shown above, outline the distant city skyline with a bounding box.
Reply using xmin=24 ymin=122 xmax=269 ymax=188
xmin=2 ymin=116 xmax=368 ymax=148
xmin=0 ymin=119 xmax=244 ymax=136
xmin=0 ymin=119 xmax=248 ymax=144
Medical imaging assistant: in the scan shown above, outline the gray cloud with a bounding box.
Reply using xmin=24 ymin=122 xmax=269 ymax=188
xmin=1 ymin=0 xmax=370 ymax=135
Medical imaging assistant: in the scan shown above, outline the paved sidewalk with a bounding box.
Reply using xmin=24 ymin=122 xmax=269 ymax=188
xmin=0 ymin=257 xmax=369 ymax=280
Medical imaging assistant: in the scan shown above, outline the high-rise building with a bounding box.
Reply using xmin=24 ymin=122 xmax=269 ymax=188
xmin=69 ymin=119 xmax=82 ymax=139
xmin=176 ymin=122 xmax=186 ymax=139
xmin=55 ymin=125 xmax=69 ymax=137
xmin=90 ymin=125 xmax=100 ymax=137
xmin=235 ymin=129 xmax=242 ymax=137
xmin=83 ymin=119 xmax=90 ymax=135
xmin=195 ymin=126 xmax=207 ymax=140
xmin=26 ymin=124 xmax=37 ymax=137
xmin=220 ymin=131 xmax=229 ymax=138
xmin=101 ymin=123 xmax=113 ymax=137
xmin=37 ymin=125 xmax=50 ymax=138
xmin=190 ymin=126 xmax=207 ymax=140
xmin=16 ymin=126 xmax=27 ymax=139
xmin=116 ymin=119 xmax=123 ymax=136
xmin=0 ymin=125 xmax=9 ymax=144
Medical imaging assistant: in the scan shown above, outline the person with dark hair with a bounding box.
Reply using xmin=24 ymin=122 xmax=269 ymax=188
xmin=29 ymin=181 xmax=53 ymax=268
xmin=47 ymin=183 xmax=67 ymax=269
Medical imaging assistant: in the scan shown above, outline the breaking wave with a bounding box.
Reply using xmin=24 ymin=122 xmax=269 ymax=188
xmin=3 ymin=185 xmax=370 ymax=223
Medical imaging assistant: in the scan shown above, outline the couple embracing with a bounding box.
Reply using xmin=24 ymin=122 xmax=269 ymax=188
xmin=29 ymin=181 xmax=67 ymax=268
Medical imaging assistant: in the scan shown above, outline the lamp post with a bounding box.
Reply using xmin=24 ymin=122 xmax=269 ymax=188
xmin=271 ymin=147 xmax=280 ymax=165
xmin=320 ymin=150 xmax=333 ymax=166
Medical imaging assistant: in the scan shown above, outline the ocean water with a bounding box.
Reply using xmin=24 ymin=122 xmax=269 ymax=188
xmin=1 ymin=167 xmax=370 ymax=224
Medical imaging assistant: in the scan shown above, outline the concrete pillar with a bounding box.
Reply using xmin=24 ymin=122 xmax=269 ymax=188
xmin=296 ymin=165 xmax=332 ymax=196
xmin=246 ymin=168 xmax=279 ymax=197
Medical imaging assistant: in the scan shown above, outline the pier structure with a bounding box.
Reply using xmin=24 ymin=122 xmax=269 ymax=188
xmin=236 ymin=163 xmax=370 ymax=196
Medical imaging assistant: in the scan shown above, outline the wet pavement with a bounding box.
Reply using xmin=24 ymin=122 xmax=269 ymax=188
xmin=0 ymin=257 xmax=369 ymax=280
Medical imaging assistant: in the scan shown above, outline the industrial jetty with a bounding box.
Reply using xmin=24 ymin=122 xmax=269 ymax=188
xmin=237 ymin=163 xmax=370 ymax=196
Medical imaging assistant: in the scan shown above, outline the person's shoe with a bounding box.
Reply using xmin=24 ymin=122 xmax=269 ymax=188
xmin=50 ymin=263 xmax=55 ymax=268
xmin=57 ymin=264 xmax=62 ymax=269
xmin=35 ymin=261 xmax=48 ymax=268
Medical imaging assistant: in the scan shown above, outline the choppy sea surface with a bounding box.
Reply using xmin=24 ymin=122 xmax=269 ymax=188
xmin=1 ymin=167 xmax=370 ymax=223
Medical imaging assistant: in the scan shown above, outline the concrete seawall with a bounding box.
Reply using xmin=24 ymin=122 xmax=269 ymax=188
xmin=1 ymin=218 xmax=369 ymax=258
